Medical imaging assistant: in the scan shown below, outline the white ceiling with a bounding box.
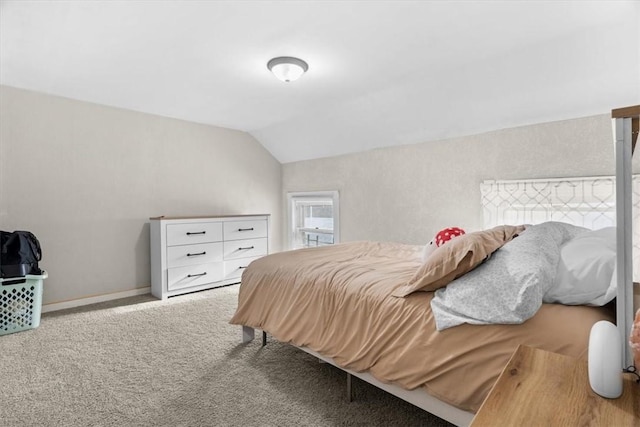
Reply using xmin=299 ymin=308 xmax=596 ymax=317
xmin=1 ymin=1 xmax=639 ymax=163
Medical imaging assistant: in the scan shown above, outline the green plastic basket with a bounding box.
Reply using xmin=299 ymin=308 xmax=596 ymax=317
xmin=0 ymin=271 xmax=47 ymax=336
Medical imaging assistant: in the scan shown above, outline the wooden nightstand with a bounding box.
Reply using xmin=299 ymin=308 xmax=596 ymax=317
xmin=471 ymin=345 xmax=640 ymax=426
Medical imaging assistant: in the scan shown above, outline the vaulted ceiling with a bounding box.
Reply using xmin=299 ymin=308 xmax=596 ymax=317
xmin=1 ymin=1 xmax=639 ymax=163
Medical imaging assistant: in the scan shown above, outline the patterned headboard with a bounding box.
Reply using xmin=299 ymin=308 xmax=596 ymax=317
xmin=481 ymin=175 xmax=640 ymax=281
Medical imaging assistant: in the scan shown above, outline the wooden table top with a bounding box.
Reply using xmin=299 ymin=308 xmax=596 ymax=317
xmin=471 ymin=345 xmax=640 ymax=426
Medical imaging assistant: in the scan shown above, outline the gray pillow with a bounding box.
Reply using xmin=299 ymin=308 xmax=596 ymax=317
xmin=430 ymin=222 xmax=588 ymax=330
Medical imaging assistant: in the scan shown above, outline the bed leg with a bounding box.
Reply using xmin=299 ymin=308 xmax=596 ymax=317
xmin=262 ymin=330 xmax=267 ymax=347
xmin=347 ymin=372 xmax=353 ymax=402
xmin=242 ymin=326 xmax=255 ymax=343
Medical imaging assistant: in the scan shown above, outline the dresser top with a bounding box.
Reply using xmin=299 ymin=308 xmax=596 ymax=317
xmin=149 ymin=214 xmax=270 ymax=220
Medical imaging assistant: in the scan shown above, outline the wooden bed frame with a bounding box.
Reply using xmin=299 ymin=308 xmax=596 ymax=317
xmin=239 ymin=105 xmax=639 ymax=427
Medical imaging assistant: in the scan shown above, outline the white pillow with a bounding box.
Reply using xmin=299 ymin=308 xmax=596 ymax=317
xmin=544 ymin=227 xmax=617 ymax=306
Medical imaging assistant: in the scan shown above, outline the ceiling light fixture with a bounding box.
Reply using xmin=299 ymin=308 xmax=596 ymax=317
xmin=267 ymin=56 xmax=309 ymax=82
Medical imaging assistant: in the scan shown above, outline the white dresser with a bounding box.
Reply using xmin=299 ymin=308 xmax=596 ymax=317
xmin=150 ymin=215 xmax=270 ymax=300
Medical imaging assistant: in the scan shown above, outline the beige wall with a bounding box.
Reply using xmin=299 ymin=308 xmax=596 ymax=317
xmin=2 ymin=84 xmax=634 ymax=305
xmin=283 ymin=114 xmax=640 ymax=246
xmin=0 ymin=85 xmax=282 ymax=304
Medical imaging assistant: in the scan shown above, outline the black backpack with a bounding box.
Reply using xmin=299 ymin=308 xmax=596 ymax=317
xmin=0 ymin=231 xmax=42 ymax=278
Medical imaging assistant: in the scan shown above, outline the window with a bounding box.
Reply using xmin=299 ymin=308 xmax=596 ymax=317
xmin=287 ymin=191 xmax=339 ymax=250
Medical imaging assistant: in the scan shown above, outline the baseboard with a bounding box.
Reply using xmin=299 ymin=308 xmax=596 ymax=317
xmin=41 ymin=287 xmax=151 ymax=313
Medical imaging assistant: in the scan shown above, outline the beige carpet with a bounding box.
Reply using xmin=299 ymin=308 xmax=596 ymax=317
xmin=0 ymin=285 xmax=454 ymax=426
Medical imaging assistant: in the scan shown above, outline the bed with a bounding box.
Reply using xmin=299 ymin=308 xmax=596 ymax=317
xmin=230 ymin=106 xmax=639 ymax=427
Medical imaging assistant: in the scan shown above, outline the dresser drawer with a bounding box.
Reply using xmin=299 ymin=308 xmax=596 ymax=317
xmin=223 ymin=256 xmax=261 ymax=281
xmin=223 ymin=238 xmax=268 ymax=260
xmin=166 ymin=242 xmax=223 ymax=268
xmin=166 ymin=222 xmax=223 ymax=246
xmin=167 ymin=262 xmax=223 ymax=291
xmin=223 ymin=220 xmax=267 ymax=241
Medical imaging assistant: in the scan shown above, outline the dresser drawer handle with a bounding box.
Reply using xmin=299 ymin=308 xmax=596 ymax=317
xmin=187 ymin=272 xmax=207 ymax=278
xmin=187 ymin=251 xmax=206 ymax=257
xmin=238 ymin=246 xmax=255 ymax=250
xmin=186 ymin=231 xmax=206 ymax=236
xmin=238 ymin=228 xmax=254 ymax=232
xmin=238 ymin=266 xmax=247 ymax=270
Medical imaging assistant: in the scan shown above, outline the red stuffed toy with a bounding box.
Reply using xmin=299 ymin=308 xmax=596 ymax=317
xmin=434 ymin=227 xmax=466 ymax=246
xmin=422 ymin=227 xmax=466 ymax=261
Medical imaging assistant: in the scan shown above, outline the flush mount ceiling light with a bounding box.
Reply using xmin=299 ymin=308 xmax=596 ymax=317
xmin=267 ymin=56 xmax=309 ymax=82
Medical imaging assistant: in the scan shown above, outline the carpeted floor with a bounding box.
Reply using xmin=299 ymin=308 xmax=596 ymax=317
xmin=0 ymin=285 xmax=454 ymax=426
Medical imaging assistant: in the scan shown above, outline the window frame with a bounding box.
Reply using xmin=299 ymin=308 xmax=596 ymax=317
xmin=286 ymin=191 xmax=340 ymax=250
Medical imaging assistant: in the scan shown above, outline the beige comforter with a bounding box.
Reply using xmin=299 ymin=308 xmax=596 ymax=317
xmin=230 ymin=241 xmax=614 ymax=412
